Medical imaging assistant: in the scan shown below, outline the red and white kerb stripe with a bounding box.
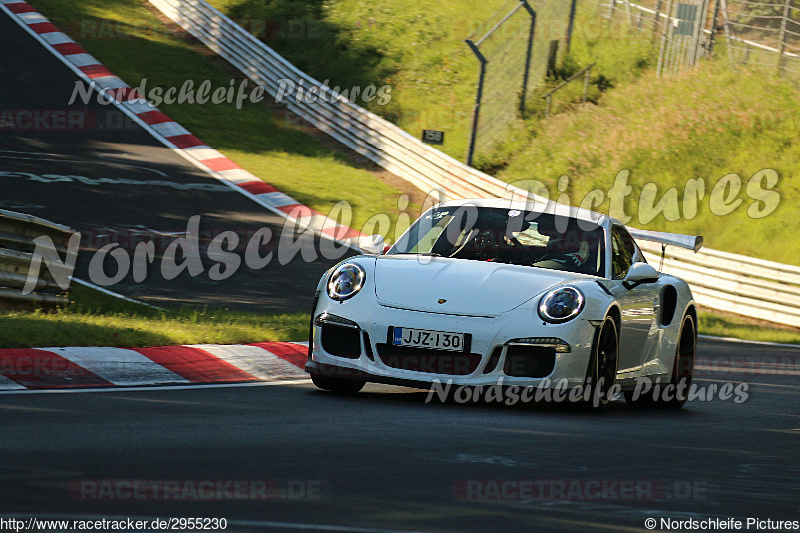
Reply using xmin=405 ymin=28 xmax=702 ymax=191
xmin=0 ymin=342 xmax=308 ymax=390
xmin=0 ymin=0 xmax=364 ymax=247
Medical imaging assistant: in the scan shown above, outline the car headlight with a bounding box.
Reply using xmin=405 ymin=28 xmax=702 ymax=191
xmin=538 ymin=286 xmax=585 ymax=323
xmin=327 ymin=263 xmax=366 ymax=301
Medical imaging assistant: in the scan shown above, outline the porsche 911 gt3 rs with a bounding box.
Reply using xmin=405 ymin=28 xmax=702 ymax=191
xmin=305 ymin=198 xmax=701 ymax=409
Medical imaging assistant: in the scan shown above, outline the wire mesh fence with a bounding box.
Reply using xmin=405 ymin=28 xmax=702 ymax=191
xmin=599 ymin=0 xmax=800 ymax=78
xmin=465 ymin=0 xmax=534 ymax=167
xmin=602 ymin=0 xmax=715 ymax=77
xmin=603 ymin=0 xmax=673 ymax=35
xmin=465 ymin=0 xmax=577 ymax=168
xmin=464 ymin=0 xmax=799 ymax=168
xmin=722 ymin=0 xmax=800 ymax=75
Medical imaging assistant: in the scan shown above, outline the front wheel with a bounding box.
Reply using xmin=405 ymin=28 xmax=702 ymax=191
xmin=311 ymin=375 xmax=365 ymax=394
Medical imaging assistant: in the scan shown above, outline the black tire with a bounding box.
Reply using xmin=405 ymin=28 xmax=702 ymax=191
xmin=659 ymin=313 xmax=696 ymax=409
xmin=583 ymin=316 xmax=619 ymax=411
xmin=311 ymin=375 xmax=365 ymax=394
xmin=624 ymin=313 xmax=696 ymax=409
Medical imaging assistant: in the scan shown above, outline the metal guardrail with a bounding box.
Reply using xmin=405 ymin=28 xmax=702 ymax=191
xmin=149 ymin=0 xmax=800 ymax=329
xmin=0 ymin=210 xmax=74 ymax=309
xmin=639 ymin=242 xmax=800 ymax=328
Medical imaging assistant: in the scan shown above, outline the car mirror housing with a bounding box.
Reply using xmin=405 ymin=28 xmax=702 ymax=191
xmin=359 ymin=234 xmax=385 ymax=255
xmin=623 ymin=262 xmax=660 ymax=289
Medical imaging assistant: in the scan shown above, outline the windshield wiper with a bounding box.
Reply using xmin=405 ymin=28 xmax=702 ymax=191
xmin=389 ymin=252 xmax=442 ymax=257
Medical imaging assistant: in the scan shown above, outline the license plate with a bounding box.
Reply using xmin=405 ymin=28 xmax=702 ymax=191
xmin=392 ymin=327 xmax=466 ymax=352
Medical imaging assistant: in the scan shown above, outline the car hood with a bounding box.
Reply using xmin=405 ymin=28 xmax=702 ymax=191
xmin=373 ymin=256 xmax=577 ymax=317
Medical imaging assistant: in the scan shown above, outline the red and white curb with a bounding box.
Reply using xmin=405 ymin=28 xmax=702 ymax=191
xmin=0 ymin=341 xmax=308 ymax=390
xmin=0 ymin=0 xmax=365 ymax=248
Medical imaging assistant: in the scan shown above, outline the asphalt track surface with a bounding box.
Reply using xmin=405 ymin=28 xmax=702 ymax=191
xmin=0 ymin=337 xmax=798 ymax=533
xmin=0 ymin=12 xmax=345 ymax=311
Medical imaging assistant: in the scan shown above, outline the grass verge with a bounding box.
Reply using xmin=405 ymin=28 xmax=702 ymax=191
xmin=0 ymin=284 xmax=308 ymax=349
xmin=496 ymin=53 xmax=800 ymax=264
xmin=698 ymin=311 xmax=800 ymax=346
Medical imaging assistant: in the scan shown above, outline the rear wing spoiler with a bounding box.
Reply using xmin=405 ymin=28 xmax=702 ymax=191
xmin=628 ymin=228 xmax=703 ymax=252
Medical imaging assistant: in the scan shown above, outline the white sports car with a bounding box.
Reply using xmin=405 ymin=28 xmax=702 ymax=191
xmin=305 ymin=198 xmax=701 ymax=409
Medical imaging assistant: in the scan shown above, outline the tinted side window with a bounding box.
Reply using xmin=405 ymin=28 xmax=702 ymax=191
xmin=618 ymin=227 xmax=640 ymax=262
xmin=611 ymin=226 xmax=634 ymax=279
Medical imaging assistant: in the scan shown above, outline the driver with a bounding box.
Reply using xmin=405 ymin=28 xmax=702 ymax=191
xmin=537 ymin=225 xmax=593 ymax=272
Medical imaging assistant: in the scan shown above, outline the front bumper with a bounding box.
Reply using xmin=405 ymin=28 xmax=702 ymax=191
xmin=306 ymin=302 xmax=598 ymax=388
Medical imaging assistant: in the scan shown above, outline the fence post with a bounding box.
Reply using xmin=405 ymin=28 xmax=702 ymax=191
xmin=583 ymin=65 xmax=592 ymax=103
xmin=541 ymin=62 xmax=595 ymax=117
xmin=777 ymin=0 xmax=792 ymax=75
xmin=719 ymin=0 xmax=734 ymax=65
xmin=466 ymin=39 xmax=487 ymax=167
xmin=687 ymin=0 xmax=711 ymax=68
xmin=707 ymin=0 xmax=722 ymax=54
xmin=519 ymin=2 xmax=537 ymax=115
xmin=656 ymin=0 xmax=675 ymax=76
xmin=565 ymin=0 xmax=578 ymax=52
xmin=608 ymin=0 xmax=616 ymax=20
xmin=701 ymin=0 xmax=712 ymax=58
xmin=654 ymin=0 xmax=663 ymax=34
xmin=623 ymin=0 xmax=633 ymax=25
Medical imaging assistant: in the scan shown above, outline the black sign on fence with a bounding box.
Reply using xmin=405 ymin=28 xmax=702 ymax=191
xmin=421 ymin=130 xmax=445 ymax=145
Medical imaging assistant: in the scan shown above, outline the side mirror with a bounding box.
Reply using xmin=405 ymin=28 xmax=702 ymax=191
xmin=623 ymin=262 xmax=659 ymax=289
xmin=359 ymin=234 xmax=385 ymax=255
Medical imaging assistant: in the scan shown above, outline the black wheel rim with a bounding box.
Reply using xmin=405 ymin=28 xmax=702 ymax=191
xmin=594 ymin=319 xmax=618 ymax=404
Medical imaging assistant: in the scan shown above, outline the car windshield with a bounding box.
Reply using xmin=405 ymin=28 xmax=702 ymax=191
xmin=388 ymin=206 xmax=605 ymax=277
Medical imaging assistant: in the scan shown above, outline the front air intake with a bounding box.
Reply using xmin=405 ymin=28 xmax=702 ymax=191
xmin=376 ymin=344 xmax=481 ymax=375
xmin=316 ymin=314 xmax=362 ymax=359
xmin=503 ymin=345 xmax=556 ymax=378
